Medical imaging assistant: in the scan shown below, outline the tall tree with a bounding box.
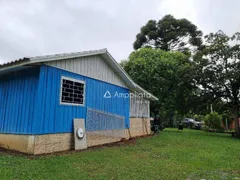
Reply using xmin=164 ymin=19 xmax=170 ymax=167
xmin=133 ymin=15 xmax=203 ymax=53
xmin=194 ymin=30 xmax=240 ymax=136
xmin=122 ymin=48 xmax=194 ymax=126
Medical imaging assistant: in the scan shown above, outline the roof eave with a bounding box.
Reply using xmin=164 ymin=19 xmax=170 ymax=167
xmin=0 ymin=58 xmax=31 ymax=72
xmin=103 ymin=51 xmax=158 ymax=101
xmin=134 ymin=85 xmax=159 ymax=101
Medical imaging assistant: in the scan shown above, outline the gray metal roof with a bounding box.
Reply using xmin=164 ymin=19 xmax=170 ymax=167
xmin=0 ymin=49 xmax=158 ymax=101
xmin=0 ymin=49 xmax=108 ymax=70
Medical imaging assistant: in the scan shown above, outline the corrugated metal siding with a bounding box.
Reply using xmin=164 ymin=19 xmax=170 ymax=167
xmin=45 ymin=55 xmax=127 ymax=88
xmin=31 ymin=65 xmax=130 ymax=134
xmin=0 ymin=67 xmax=40 ymax=134
xmin=130 ymin=94 xmax=150 ymax=118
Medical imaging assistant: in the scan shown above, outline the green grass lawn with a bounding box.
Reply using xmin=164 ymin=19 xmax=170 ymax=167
xmin=0 ymin=129 xmax=240 ymax=180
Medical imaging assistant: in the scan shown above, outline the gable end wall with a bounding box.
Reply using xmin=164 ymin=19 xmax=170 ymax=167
xmin=45 ymin=55 xmax=127 ymax=88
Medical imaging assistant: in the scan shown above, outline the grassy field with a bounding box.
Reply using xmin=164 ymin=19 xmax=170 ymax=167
xmin=0 ymin=129 xmax=240 ymax=180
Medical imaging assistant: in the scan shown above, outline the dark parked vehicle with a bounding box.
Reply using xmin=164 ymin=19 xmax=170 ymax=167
xmin=183 ymin=118 xmax=191 ymax=127
xmin=183 ymin=118 xmax=203 ymax=130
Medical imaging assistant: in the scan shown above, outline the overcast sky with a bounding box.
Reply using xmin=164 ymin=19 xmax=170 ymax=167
xmin=0 ymin=0 xmax=239 ymax=64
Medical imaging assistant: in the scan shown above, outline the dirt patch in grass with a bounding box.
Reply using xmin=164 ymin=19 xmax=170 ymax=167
xmin=0 ymin=134 xmax=155 ymax=158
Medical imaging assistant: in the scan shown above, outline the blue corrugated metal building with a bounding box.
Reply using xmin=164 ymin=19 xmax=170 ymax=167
xmin=0 ymin=49 xmax=158 ymax=154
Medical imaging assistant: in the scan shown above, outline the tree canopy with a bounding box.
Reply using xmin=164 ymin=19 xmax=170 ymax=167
xmin=193 ymin=30 xmax=240 ymax=135
xmin=122 ymin=48 xmax=194 ymax=126
xmin=133 ymin=15 xmax=203 ymax=54
xmin=127 ymin=14 xmax=240 ymax=136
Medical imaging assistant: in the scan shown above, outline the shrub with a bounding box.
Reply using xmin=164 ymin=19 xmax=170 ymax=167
xmin=193 ymin=114 xmax=204 ymax=122
xmin=204 ymin=112 xmax=222 ymax=132
xmin=202 ymin=125 xmax=210 ymax=132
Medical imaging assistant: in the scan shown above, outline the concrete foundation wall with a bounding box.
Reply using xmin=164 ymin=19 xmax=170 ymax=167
xmin=34 ymin=133 xmax=74 ymax=155
xmin=87 ymin=130 xmax=128 ymax=147
xmin=0 ymin=134 xmax=35 ymax=154
xmin=128 ymin=118 xmax=151 ymax=138
xmin=0 ymin=118 xmax=151 ymax=154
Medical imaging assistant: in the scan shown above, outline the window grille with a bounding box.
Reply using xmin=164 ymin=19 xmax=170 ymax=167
xmin=60 ymin=77 xmax=85 ymax=106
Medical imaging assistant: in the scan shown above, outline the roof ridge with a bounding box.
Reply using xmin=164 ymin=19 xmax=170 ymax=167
xmin=0 ymin=48 xmax=108 ymax=66
xmin=28 ymin=48 xmax=108 ymax=61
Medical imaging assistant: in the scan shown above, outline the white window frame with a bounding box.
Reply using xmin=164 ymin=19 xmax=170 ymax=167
xmin=60 ymin=76 xmax=86 ymax=106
